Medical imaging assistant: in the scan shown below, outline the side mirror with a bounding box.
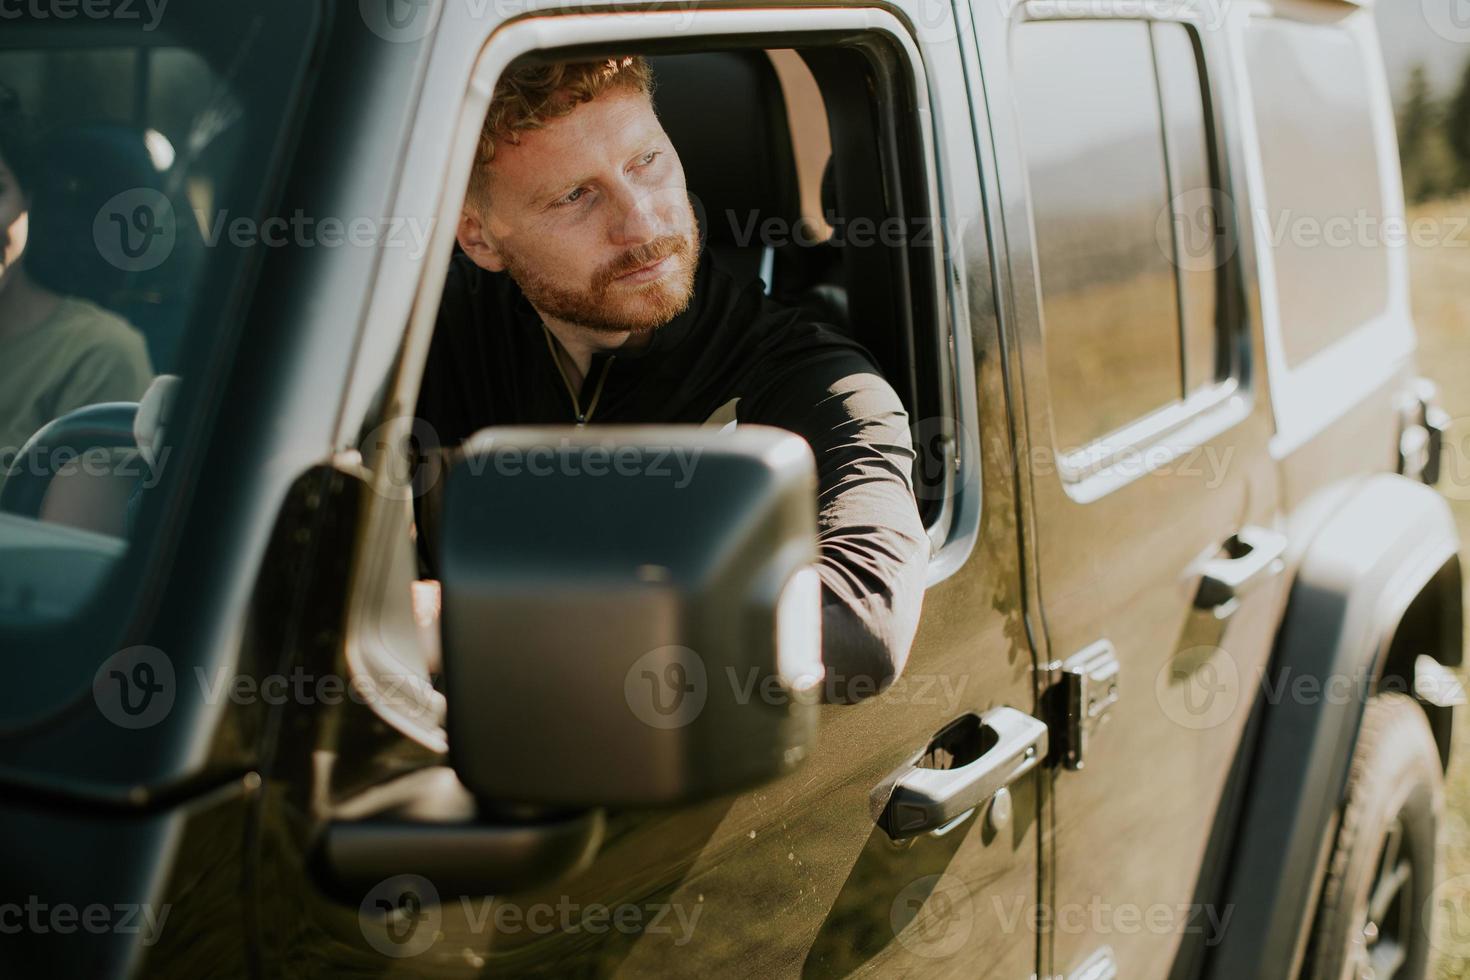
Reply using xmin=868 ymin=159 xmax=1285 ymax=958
xmin=437 ymin=425 xmax=824 ymax=809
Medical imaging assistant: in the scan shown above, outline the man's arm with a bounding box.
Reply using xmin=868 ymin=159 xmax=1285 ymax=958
xmin=744 ymin=351 xmax=930 ymax=704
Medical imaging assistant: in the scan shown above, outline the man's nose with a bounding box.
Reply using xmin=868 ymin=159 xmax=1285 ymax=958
xmin=607 ymin=182 xmax=662 ymax=246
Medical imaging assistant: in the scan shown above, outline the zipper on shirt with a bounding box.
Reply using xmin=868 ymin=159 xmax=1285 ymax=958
xmin=543 ymin=323 xmax=614 ymax=425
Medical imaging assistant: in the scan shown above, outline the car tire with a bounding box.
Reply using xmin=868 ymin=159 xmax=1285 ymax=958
xmin=1307 ymin=692 xmax=1444 ymax=980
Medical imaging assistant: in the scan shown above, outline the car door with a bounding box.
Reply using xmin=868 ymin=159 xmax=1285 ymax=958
xmin=968 ymin=1 xmax=1289 ymax=977
xmin=249 ymin=2 xmax=1046 ymax=978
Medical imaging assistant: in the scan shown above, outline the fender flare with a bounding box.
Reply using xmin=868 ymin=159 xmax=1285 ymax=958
xmin=1204 ymin=473 xmax=1461 ymax=980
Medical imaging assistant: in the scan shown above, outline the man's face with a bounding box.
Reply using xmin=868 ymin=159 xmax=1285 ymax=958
xmin=0 ymin=153 xmax=29 ymax=294
xmin=461 ymin=87 xmax=699 ymax=335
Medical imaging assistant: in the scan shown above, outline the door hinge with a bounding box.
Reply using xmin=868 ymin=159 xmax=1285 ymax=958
xmin=1039 ymin=640 xmax=1120 ymax=771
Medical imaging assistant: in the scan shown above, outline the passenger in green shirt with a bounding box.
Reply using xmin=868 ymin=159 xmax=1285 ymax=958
xmin=0 ymin=96 xmax=152 ymax=457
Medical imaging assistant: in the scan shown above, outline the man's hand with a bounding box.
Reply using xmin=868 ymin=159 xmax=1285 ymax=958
xmin=412 ymin=579 xmax=442 ymax=675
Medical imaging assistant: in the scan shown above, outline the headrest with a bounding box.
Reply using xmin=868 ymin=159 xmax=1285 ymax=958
xmin=134 ymin=374 xmax=180 ymax=471
xmin=650 ymin=52 xmax=800 ymax=253
xmin=27 ymin=124 xmax=198 ymax=371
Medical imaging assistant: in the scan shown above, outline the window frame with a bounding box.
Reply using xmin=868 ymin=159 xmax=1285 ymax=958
xmin=333 ymin=5 xmax=981 ymax=746
xmin=1011 ymin=0 xmax=1252 ymax=501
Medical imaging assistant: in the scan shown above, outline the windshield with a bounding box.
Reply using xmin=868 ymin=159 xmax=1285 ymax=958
xmin=0 ymin=4 xmax=317 ymax=663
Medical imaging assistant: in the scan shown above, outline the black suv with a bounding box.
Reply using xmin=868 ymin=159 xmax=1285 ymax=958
xmin=0 ymin=1 xmax=1461 ymax=978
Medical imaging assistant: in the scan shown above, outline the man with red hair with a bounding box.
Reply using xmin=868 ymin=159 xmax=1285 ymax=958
xmin=416 ymin=57 xmax=928 ymax=702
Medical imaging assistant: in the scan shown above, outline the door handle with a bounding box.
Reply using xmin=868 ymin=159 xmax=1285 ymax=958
xmin=1195 ymin=525 xmax=1287 ymax=615
xmin=879 ymin=706 xmax=1048 ymax=840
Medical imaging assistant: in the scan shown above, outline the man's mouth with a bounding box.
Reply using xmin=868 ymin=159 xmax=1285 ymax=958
xmin=613 ymin=253 xmax=675 ymax=285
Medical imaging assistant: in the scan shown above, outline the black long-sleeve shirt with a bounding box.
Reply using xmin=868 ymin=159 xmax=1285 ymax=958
xmin=414 ymin=251 xmax=928 ymax=701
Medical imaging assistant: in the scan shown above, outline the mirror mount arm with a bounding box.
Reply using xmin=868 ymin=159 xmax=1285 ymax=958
xmin=314 ymin=767 xmax=604 ymax=901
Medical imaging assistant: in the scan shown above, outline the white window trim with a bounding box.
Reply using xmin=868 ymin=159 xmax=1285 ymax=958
xmin=1232 ymin=5 xmax=1417 ymax=459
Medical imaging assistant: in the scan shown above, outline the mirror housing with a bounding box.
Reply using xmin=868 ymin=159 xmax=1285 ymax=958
xmin=437 ymin=426 xmax=823 ymax=808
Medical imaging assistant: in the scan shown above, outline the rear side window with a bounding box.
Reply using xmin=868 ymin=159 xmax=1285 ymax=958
xmin=1012 ymin=19 xmax=1224 ymax=453
xmin=1245 ymin=19 xmax=1389 ymax=369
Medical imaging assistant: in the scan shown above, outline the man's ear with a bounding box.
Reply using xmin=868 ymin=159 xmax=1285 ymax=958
xmin=456 ymin=207 xmax=507 ymax=273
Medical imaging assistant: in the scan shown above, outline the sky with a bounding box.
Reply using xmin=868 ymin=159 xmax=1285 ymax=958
xmin=1375 ymin=1 xmax=1470 ymax=102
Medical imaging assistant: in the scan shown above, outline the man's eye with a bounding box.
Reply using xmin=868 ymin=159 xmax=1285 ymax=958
xmin=638 ymin=150 xmax=660 ymax=167
xmin=559 ymin=187 xmax=588 ymax=206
